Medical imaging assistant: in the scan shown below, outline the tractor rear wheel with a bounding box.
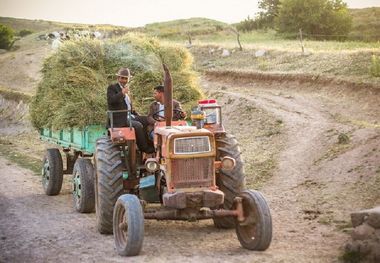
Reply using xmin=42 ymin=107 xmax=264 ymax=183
xmin=235 ymin=190 xmax=272 ymax=251
xmin=113 ymin=194 xmax=144 ymax=256
xmin=42 ymin=148 xmax=63 ymax=196
xmin=72 ymin=158 xmax=95 ymax=213
xmin=214 ymin=133 xmax=245 ymax=228
xmin=94 ymin=136 xmax=124 ymax=234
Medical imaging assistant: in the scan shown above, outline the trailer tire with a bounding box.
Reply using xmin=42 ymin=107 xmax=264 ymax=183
xmin=72 ymin=158 xmax=95 ymax=213
xmin=213 ymin=133 xmax=245 ymax=228
xmin=42 ymin=148 xmax=63 ymax=196
xmin=94 ymin=136 xmax=124 ymax=234
xmin=113 ymin=194 xmax=144 ymax=256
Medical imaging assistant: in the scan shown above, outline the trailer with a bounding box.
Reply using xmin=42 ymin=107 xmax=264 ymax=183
xmin=40 ymin=125 xmax=106 ymax=212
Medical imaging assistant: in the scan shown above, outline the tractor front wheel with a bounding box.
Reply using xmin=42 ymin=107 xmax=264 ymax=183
xmin=42 ymin=148 xmax=63 ymax=196
xmin=113 ymin=194 xmax=144 ymax=256
xmin=235 ymin=190 xmax=272 ymax=251
xmin=214 ymin=133 xmax=245 ymax=228
xmin=72 ymin=158 xmax=95 ymax=213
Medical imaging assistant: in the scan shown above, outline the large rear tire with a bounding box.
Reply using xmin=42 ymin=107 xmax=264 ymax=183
xmin=72 ymin=158 xmax=95 ymax=213
xmin=113 ymin=194 xmax=144 ymax=256
xmin=213 ymin=133 xmax=245 ymax=228
xmin=236 ymin=190 xmax=272 ymax=251
xmin=42 ymin=148 xmax=63 ymax=196
xmin=94 ymin=136 xmax=124 ymax=234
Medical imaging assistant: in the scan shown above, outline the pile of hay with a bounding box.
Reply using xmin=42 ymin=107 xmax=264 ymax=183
xmin=30 ymin=33 xmax=203 ymax=130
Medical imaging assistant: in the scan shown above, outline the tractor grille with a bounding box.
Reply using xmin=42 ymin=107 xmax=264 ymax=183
xmin=171 ymin=157 xmax=213 ymax=188
xmin=174 ymin=136 xmax=210 ymax=154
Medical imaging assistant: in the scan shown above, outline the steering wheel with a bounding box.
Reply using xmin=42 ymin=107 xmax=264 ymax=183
xmin=152 ymin=109 xmax=185 ymax=121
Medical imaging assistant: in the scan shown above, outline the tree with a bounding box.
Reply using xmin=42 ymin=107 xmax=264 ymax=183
xmin=276 ymin=0 xmax=352 ymax=39
xmin=257 ymin=0 xmax=281 ymax=28
xmin=236 ymin=16 xmax=259 ymax=32
xmin=0 ymin=24 xmax=14 ymax=50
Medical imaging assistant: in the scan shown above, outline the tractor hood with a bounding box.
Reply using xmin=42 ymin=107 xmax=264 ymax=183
xmin=155 ymin=126 xmax=215 ymax=158
xmin=155 ymin=126 xmax=212 ymax=137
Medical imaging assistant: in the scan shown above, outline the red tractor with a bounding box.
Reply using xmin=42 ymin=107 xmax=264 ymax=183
xmin=94 ymin=65 xmax=272 ymax=256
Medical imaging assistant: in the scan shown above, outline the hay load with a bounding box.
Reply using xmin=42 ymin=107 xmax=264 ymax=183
xmin=30 ymin=33 xmax=203 ymax=130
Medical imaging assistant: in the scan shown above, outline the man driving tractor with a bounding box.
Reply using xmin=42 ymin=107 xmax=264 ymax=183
xmin=147 ymin=85 xmax=186 ymax=137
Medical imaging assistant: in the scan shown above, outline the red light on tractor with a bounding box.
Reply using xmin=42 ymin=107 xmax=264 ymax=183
xmin=198 ymin=99 xmax=217 ymax=104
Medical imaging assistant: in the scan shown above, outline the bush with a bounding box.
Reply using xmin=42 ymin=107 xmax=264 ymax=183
xmin=18 ymin=29 xmax=33 ymax=37
xmin=236 ymin=16 xmax=259 ymax=32
xmin=370 ymin=55 xmax=380 ymax=77
xmin=276 ymin=0 xmax=352 ymax=39
xmin=30 ymin=34 xmax=203 ymax=129
xmin=0 ymin=24 xmax=14 ymax=50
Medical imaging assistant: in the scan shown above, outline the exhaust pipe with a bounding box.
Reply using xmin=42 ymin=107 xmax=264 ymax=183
xmin=163 ymin=64 xmax=172 ymax=127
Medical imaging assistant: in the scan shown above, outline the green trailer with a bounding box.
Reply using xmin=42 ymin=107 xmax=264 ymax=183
xmin=40 ymin=125 xmax=107 ymax=154
xmin=40 ymin=125 xmax=107 ymax=213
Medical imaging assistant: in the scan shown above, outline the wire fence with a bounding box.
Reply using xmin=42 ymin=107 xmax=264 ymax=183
xmin=282 ymin=29 xmax=380 ymax=42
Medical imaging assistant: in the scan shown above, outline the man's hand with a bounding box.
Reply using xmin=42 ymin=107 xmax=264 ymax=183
xmin=121 ymin=85 xmax=129 ymax=95
xmin=180 ymin=111 xmax=187 ymax=119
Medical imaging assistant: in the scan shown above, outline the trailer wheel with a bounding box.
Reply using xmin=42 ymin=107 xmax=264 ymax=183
xmin=113 ymin=194 xmax=144 ymax=256
xmin=236 ymin=190 xmax=272 ymax=251
xmin=42 ymin=148 xmax=63 ymax=196
xmin=72 ymin=158 xmax=95 ymax=213
xmin=214 ymin=133 xmax=245 ymax=228
xmin=94 ymin=136 xmax=124 ymax=234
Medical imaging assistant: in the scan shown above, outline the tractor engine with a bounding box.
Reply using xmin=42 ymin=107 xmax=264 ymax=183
xmin=151 ymin=126 xmax=226 ymax=209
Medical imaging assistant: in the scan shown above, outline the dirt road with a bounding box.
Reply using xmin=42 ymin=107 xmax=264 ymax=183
xmin=1 ymin=76 xmax=379 ymax=262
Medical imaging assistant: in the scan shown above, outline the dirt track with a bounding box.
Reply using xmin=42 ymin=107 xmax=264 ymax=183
xmin=1 ymin=76 xmax=380 ymax=262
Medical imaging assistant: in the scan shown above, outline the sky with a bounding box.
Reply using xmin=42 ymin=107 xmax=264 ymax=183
xmin=0 ymin=0 xmax=379 ymax=27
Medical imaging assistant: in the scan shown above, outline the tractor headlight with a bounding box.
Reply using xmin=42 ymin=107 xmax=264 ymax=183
xmin=145 ymin=158 xmax=159 ymax=173
xmin=221 ymin=156 xmax=236 ymax=170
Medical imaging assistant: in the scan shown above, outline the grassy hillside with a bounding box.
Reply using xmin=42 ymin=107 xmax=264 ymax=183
xmin=349 ymin=7 xmax=380 ymax=41
xmin=0 ymin=17 xmax=62 ymax=32
xmin=145 ymin=17 xmax=229 ymax=40
xmin=0 ymin=16 xmax=131 ymax=36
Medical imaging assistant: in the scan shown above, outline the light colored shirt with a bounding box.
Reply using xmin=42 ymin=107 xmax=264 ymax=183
xmin=124 ymin=94 xmax=132 ymax=111
xmin=119 ymin=83 xmax=131 ymax=111
xmin=158 ymin=103 xmax=165 ymax=118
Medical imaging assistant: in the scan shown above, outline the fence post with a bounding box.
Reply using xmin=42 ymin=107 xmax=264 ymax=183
xmin=187 ymin=33 xmax=192 ymax=46
xmin=299 ymin=28 xmax=305 ymax=54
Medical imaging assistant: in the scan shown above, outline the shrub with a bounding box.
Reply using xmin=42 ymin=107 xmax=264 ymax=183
xmin=276 ymin=0 xmax=352 ymax=39
xmin=0 ymin=24 xmax=14 ymax=50
xmin=18 ymin=29 xmax=33 ymax=37
xmin=370 ymin=55 xmax=380 ymax=77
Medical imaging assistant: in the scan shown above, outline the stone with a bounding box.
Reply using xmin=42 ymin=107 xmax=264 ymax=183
xmin=358 ymin=240 xmax=374 ymax=256
xmin=367 ymin=206 xmax=380 ymax=229
xmin=351 ymin=207 xmax=380 ymax=228
xmin=351 ymin=210 xmax=370 ymax=227
xmin=0 ymin=49 xmax=7 ymax=54
xmin=373 ymin=247 xmax=380 ymax=262
xmin=221 ymin=49 xmax=230 ymax=57
xmin=375 ymin=229 xmax=380 ymax=241
xmin=345 ymin=240 xmax=361 ymax=253
xmin=255 ymin=49 xmax=266 ymax=57
xmin=351 ymin=223 xmax=375 ymax=241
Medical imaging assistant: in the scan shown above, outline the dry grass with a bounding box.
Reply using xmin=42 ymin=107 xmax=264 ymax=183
xmin=190 ymin=46 xmax=380 ymax=86
xmin=30 ymin=34 xmax=203 ymax=129
xmin=0 ymin=86 xmax=31 ymax=103
xmin=205 ymin=89 xmax=284 ymax=189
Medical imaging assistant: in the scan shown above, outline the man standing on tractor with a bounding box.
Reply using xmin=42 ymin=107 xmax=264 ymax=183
xmin=147 ymin=85 xmax=186 ymax=135
xmin=107 ymin=67 xmax=154 ymax=153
